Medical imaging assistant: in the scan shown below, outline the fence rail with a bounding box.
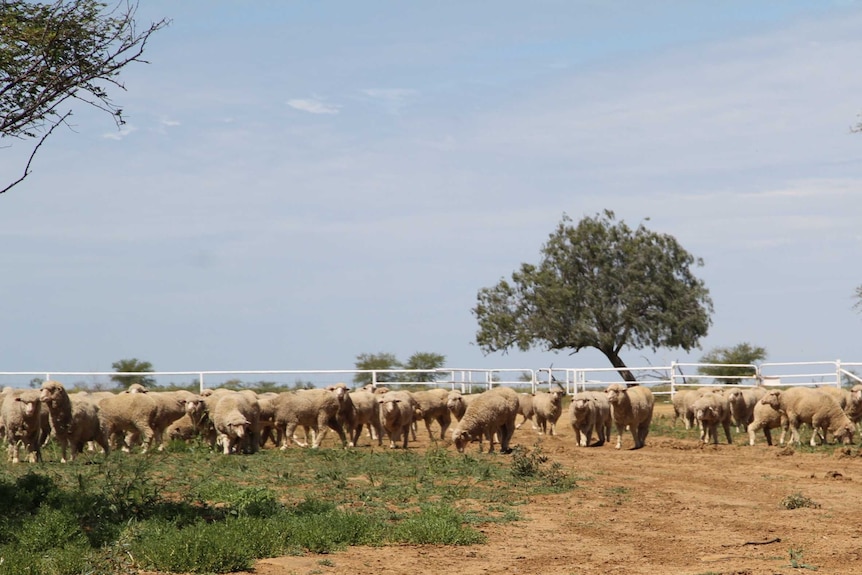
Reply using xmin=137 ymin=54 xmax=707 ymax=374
xmin=0 ymin=360 xmax=859 ymax=395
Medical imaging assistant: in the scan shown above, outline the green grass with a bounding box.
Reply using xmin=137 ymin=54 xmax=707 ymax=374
xmin=0 ymin=444 xmax=574 ymax=574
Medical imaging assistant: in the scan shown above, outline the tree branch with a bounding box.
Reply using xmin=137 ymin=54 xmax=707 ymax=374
xmin=0 ymin=110 xmax=70 ymax=195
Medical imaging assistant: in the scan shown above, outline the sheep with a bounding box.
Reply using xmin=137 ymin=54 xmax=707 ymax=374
xmin=273 ymin=388 xmax=347 ymax=449
xmin=446 ymin=390 xmax=477 ymax=422
xmin=147 ymin=390 xmax=201 ymax=450
xmin=846 ymin=384 xmax=862 ymax=426
xmin=98 ymin=392 xmax=159 ymax=453
xmin=39 ymin=380 xmax=108 ymax=462
xmin=256 ymin=392 xmax=280 ymax=448
xmin=409 ymin=388 xmax=451 ymax=441
xmin=347 ymin=387 xmax=383 ymax=447
xmin=605 ymin=383 xmax=654 ymax=450
xmin=211 ymin=390 xmax=261 ymax=454
xmin=726 ymin=387 xmax=767 ymax=432
xmin=691 ymin=391 xmax=733 ymax=445
xmin=747 ymin=400 xmax=788 ymax=446
xmin=515 ymin=393 xmax=537 ymax=431
xmin=450 ymin=386 xmax=519 ymax=454
xmin=760 ymin=387 xmax=855 ymax=446
xmin=569 ymin=391 xmax=611 ymax=447
xmin=1 ymin=389 xmax=43 ymax=463
xmin=532 ymin=387 xmax=566 ymax=435
xmin=377 ymin=390 xmax=421 ymax=449
xmin=671 ymin=389 xmax=695 ymax=429
xmin=325 ymin=383 xmax=358 ymax=447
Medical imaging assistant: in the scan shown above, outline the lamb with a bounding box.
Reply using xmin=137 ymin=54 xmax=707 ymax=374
xmin=377 ymin=390 xmax=421 ymax=449
xmin=515 ymin=393 xmax=538 ymax=431
xmin=39 ymin=380 xmax=109 ymax=462
xmin=273 ymin=388 xmax=347 ymax=449
xmin=532 ymin=387 xmax=566 ymax=435
xmin=211 ymin=390 xmax=261 ymax=454
xmin=605 ymin=383 xmax=654 ymax=450
xmin=726 ymin=387 xmax=767 ymax=432
xmin=409 ymin=388 xmax=451 ymax=441
xmin=569 ymin=391 xmax=611 ymax=447
xmin=347 ymin=387 xmax=383 ymax=447
xmin=747 ymin=400 xmax=788 ymax=446
xmin=1 ymin=389 xmax=43 ymax=463
xmin=691 ymin=391 xmax=732 ymax=445
xmin=450 ymin=386 xmax=519 ymax=454
xmin=760 ymin=387 xmax=855 ymax=446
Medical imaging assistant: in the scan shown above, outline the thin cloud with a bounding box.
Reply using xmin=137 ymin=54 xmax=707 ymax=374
xmin=102 ymin=124 xmax=137 ymax=140
xmin=287 ymin=98 xmax=341 ymax=115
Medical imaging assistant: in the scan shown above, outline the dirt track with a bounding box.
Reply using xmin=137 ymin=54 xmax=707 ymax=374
xmin=248 ymin=404 xmax=862 ymax=575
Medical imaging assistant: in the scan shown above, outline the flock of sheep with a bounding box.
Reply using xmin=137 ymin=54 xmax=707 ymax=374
xmin=672 ymin=383 xmax=862 ymax=447
xmin=0 ymin=379 xmax=859 ymax=463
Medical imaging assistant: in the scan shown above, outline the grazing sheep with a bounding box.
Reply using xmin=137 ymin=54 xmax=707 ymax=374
xmin=818 ymin=386 xmax=851 ymax=410
xmin=39 ymin=381 xmax=108 ymax=462
xmin=147 ymin=390 xmax=201 ymax=450
xmin=446 ymin=390 xmax=477 ymax=422
xmin=1 ymin=389 xmax=43 ymax=463
xmin=98 ymin=392 xmax=159 ymax=453
xmin=212 ymin=391 xmax=261 ymax=454
xmin=532 ymin=387 xmax=566 ymax=435
xmin=605 ymin=383 xmax=654 ymax=450
xmin=515 ymin=393 xmax=537 ymax=431
xmin=747 ymin=401 xmax=788 ymax=446
xmin=450 ymin=386 xmax=519 ymax=454
xmin=377 ymin=390 xmax=421 ymax=449
xmin=726 ymin=387 xmax=767 ymax=432
xmin=691 ymin=392 xmax=732 ymax=445
xmin=409 ymin=388 xmax=451 ymax=441
xmin=760 ymin=387 xmax=855 ymax=446
xmin=273 ymin=388 xmax=347 ymax=449
xmin=347 ymin=388 xmax=383 ymax=447
xmin=569 ymin=391 xmax=611 ymax=447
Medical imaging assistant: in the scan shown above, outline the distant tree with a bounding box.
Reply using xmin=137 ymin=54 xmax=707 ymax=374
xmin=110 ymin=357 xmax=155 ymax=389
xmin=402 ymin=352 xmax=447 ymax=383
xmin=28 ymin=377 xmax=44 ymax=389
xmin=854 ymin=284 xmax=862 ymax=312
xmin=697 ymin=343 xmax=767 ymax=384
xmin=473 ymin=211 xmax=713 ymax=383
xmin=1 ymin=0 xmax=169 ymax=194
xmin=353 ymin=352 xmax=403 ymax=386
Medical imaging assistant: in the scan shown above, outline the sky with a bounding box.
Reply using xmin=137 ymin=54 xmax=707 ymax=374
xmin=1 ymin=1 xmax=862 ymax=385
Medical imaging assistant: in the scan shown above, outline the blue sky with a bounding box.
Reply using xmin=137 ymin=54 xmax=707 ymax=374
xmin=2 ymin=1 xmax=861 ymax=381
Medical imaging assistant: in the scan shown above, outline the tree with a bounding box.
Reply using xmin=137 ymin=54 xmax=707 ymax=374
xmin=698 ymin=342 xmax=767 ymax=384
xmin=1 ymin=0 xmax=169 ymax=194
xmin=353 ymin=352 xmax=402 ymax=386
xmin=110 ymin=357 xmax=155 ymax=389
xmin=473 ymin=211 xmax=713 ymax=383
xmin=854 ymin=284 xmax=862 ymax=313
xmin=402 ymin=351 xmax=447 ymax=383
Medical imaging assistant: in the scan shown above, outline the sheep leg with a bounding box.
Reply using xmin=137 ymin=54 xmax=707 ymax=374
xmin=614 ymin=423 xmax=624 ymax=450
xmin=722 ymin=421 xmax=733 ymax=445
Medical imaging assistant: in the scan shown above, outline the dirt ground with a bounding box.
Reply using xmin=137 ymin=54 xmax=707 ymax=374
xmin=245 ymin=404 xmax=862 ymax=575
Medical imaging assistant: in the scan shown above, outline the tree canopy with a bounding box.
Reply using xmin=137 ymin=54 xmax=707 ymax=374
xmin=110 ymin=357 xmax=155 ymax=389
xmin=1 ymin=0 xmax=168 ymax=194
xmin=697 ymin=342 xmax=767 ymax=384
xmin=352 ymin=351 xmax=447 ymax=386
xmin=473 ymin=211 xmax=714 ymax=382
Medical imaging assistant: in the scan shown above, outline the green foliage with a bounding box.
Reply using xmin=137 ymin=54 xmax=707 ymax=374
xmin=788 ymin=547 xmax=819 ymax=570
xmin=0 ymin=0 xmax=168 ymax=193
xmin=353 ymin=352 xmax=402 ymax=385
xmin=698 ymin=342 xmax=767 ymax=384
xmin=110 ymin=357 xmax=156 ymax=389
xmin=402 ymin=351 xmax=448 ymax=382
xmin=394 ymin=503 xmax=487 ymax=545
xmin=509 ymin=442 xmax=576 ymax=492
xmin=780 ymin=493 xmax=820 ymax=510
xmin=473 ymin=211 xmax=713 ymax=382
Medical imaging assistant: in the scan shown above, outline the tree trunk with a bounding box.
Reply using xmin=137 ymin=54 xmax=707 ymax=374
xmin=599 ymin=348 xmax=638 ymax=385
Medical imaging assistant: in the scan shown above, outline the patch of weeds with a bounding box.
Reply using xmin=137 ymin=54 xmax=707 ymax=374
xmin=788 ymin=547 xmax=819 ymax=570
xmin=393 ymin=502 xmax=486 ymax=545
xmin=509 ymin=442 xmax=577 ymax=492
xmin=780 ymin=493 xmax=820 ymax=510
xmin=605 ymin=486 xmax=631 ymax=506
xmin=317 ymin=558 xmax=335 ymax=567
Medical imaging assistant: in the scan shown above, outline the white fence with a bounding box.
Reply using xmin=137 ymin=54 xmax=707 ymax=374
xmin=0 ymin=360 xmax=860 ymax=395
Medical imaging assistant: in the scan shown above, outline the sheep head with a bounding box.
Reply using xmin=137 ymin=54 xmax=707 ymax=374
xmin=605 ymin=384 xmax=627 ymax=405
xmin=39 ymin=380 xmax=66 ymax=407
xmin=760 ymin=390 xmax=781 ymax=409
xmin=451 ymin=428 xmax=470 ymax=453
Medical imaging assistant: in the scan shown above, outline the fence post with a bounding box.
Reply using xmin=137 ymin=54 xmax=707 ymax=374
xmin=836 ymin=360 xmax=842 ymax=388
xmin=198 ymin=373 xmax=204 ymax=394
xmin=669 ymin=362 xmax=677 ymax=397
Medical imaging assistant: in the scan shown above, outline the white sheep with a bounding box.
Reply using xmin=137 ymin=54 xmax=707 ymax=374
xmin=409 ymin=388 xmax=451 ymax=441
xmin=98 ymin=392 xmax=159 ymax=453
xmin=347 ymin=387 xmax=383 ymax=447
xmin=747 ymin=400 xmax=788 ymax=446
xmin=605 ymin=383 xmax=654 ymax=450
xmin=515 ymin=393 xmax=537 ymax=431
xmin=725 ymin=387 xmax=766 ymax=432
xmin=256 ymin=392 xmax=280 ymax=448
xmin=1 ymin=389 xmax=43 ymax=463
xmin=450 ymin=386 xmax=519 ymax=454
xmin=377 ymin=390 xmax=421 ymax=449
xmin=446 ymin=390 xmax=477 ymax=422
xmin=569 ymin=391 xmax=611 ymax=447
xmin=326 ymin=383 xmax=358 ymax=447
xmin=148 ymin=390 xmax=201 ymax=450
xmin=691 ymin=391 xmax=732 ymax=445
xmin=671 ymin=389 xmax=695 ymax=429
xmin=532 ymin=387 xmax=566 ymax=435
xmin=760 ymin=387 xmax=855 ymax=446
xmin=39 ymin=380 xmax=108 ymax=462
xmin=273 ymin=388 xmax=347 ymax=449
xmin=212 ymin=391 xmax=261 ymax=454
xmin=847 ymin=384 xmax=862 ymax=426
